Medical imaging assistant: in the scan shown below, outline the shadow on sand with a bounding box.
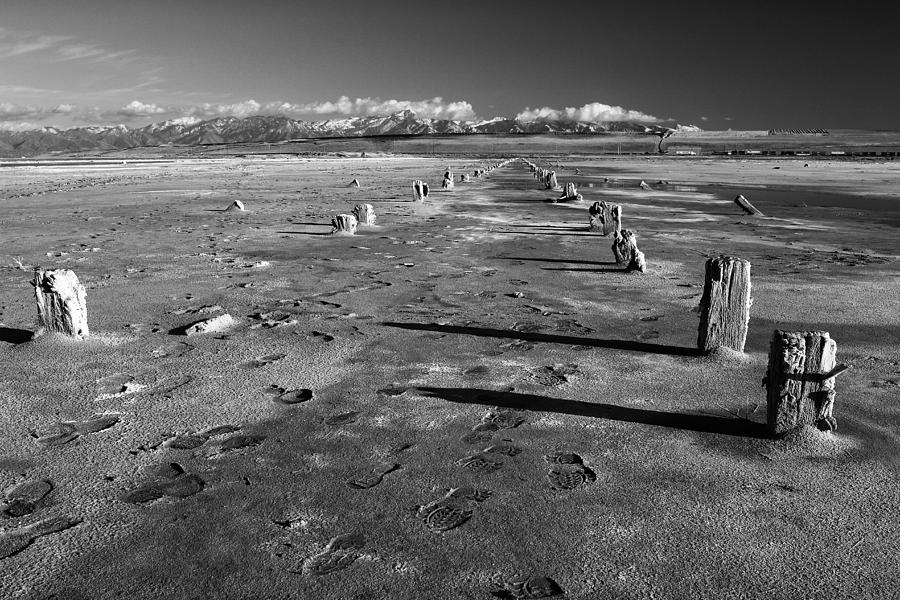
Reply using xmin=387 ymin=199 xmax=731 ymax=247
xmin=0 ymin=327 xmax=33 ymax=344
xmin=275 ymin=230 xmax=332 ymax=236
xmin=541 ymin=266 xmax=629 ymax=273
xmin=497 ymin=256 xmax=619 ymax=266
xmin=417 ymin=386 xmax=768 ymax=439
xmin=383 ymin=322 xmax=703 ymax=357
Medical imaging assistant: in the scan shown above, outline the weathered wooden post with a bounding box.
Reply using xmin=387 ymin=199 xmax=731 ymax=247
xmin=330 ymin=214 xmax=358 ymax=235
xmin=697 ymin=256 xmax=751 ymax=352
xmin=734 ymin=194 xmax=763 ymax=216
xmin=352 ymin=204 xmax=376 ymax=226
xmin=546 ymin=171 xmax=559 ymax=190
xmin=639 ymin=181 xmax=651 ymax=191
xmin=442 ymin=174 xmax=454 ymax=189
xmin=611 ymin=229 xmax=646 ymax=272
xmin=460 ymin=173 xmax=471 ymax=183
xmin=33 ymin=269 xmax=89 ymax=338
xmin=412 ymin=180 xmax=429 ymax=202
xmin=556 ymin=182 xmax=583 ymax=202
xmin=588 ymin=201 xmax=621 ymax=235
xmin=765 ymin=330 xmax=844 ymax=435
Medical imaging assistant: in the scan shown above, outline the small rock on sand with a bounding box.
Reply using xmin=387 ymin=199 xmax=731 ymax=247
xmin=183 ymin=313 xmax=236 ymax=336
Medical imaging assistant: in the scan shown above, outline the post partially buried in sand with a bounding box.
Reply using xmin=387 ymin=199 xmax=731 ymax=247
xmin=33 ymin=269 xmax=89 ymax=338
xmin=611 ymin=229 xmax=646 ymax=272
xmin=331 ymin=214 xmax=358 ymax=235
xmin=412 ymin=180 xmax=429 ymax=202
xmin=588 ymin=201 xmax=621 ymax=235
xmin=352 ymin=204 xmax=376 ymax=226
xmin=697 ymin=256 xmax=751 ymax=353
xmin=556 ymin=182 xmax=583 ymax=202
xmin=766 ymin=330 xmax=843 ymax=435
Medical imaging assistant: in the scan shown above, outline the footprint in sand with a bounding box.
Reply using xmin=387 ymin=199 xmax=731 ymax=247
xmin=528 ymin=365 xmax=579 ymax=387
xmin=152 ymin=341 xmax=193 ymax=359
xmin=345 ymin=462 xmax=400 ymax=489
xmin=274 ymin=388 xmax=313 ymax=405
xmin=416 ymin=487 xmax=492 ymax=533
xmin=457 ymin=454 xmax=504 ymax=475
xmin=0 ymin=516 xmax=81 ymax=560
xmin=301 ymin=533 xmax=365 ymax=576
xmin=35 ymin=414 xmax=121 ymax=448
xmin=544 ymin=452 xmax=597 ymax=491
xmin=325 ymin=411 xmax=361 ymax=426
xmin=162 ymin=424 xmax=241 ymax=450
xmin=307 ymin=331 xmax=335 ymax=342
xmin=1 ymin=479 xmax=53 ymax=518
xmin=463 ymin=365 xmax=491 ymax=377
xmin=483 ymin=441 xmax=523 ymax=457
xmin=377 ymin=386 xmax=408 ymax=397
xmin=461 ymin=408 xmax=525 ymax=444
xmin=218 ymin=434 xmax=266 ymax=453
xmin=490 ymin=576 xmax=565 ymax=599
xmin=120 ymin=462 xmax=205 ymax=504
xmin=243 ymin=353 xmax=287 ymax=368
xmin=95 ymin=373 xmax=133 ymax=395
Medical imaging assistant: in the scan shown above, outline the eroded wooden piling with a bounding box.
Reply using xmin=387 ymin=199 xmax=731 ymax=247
xmin=697 ymin=256 xmax=752 ymax=353
xmin=766 ymin=330 xmax=841 ymax=435
xmin=33 ymin=269 xmax=89 ymax=338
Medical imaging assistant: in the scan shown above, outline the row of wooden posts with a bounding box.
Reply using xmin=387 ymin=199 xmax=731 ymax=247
xmin=27 ymin=156 xmax=840 ymax=436
xmin=329 ymin=159 xmax=517 ymax=234
xmin=520 ymin=157 xmax=842 ymax=435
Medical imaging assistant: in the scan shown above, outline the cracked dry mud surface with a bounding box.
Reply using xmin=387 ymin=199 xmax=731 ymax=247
xmin=0 ymin=154 xmax=898 ymax=599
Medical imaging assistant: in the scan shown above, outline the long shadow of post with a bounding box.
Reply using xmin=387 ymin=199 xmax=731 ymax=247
xmin=417 ymin=387 xmax=768 ymax=439
xmin=382 ymin=322 xmax=704 ymax=357
xmin=0 ymin=327 xmax=33 ymax=344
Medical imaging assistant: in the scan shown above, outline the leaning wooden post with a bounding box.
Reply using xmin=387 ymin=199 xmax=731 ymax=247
xmin=588 ymin=201 xmax=621 ymax=235
xmin=766 ymin=330 xmax=842 ymax=435
xmin=33 ymin=269 xmax=89 ymax=338
xmin=697 ymin=256 xmax=752 ymax=353
xmin=441 ymin=173 xmax=454 ymax=189
xmin=351 ymin=204 xmax=376 ymax=226
xmin=330 ymin=214 xmax=358 ymax=235
xmin=412 ymin=180 xmax=429 ymax=202
xmin=611 ymin=229 xmax=646 ymax=272
xmin=734 ymin=194 xmax=764 ymax=216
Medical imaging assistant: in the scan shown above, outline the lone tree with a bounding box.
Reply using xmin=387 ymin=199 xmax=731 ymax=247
xmin=645 ymin=125 xmax=675 ymax=154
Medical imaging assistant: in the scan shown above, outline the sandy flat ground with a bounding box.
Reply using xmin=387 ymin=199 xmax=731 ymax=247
xmin=0 ymin=154 xmax=898 ymax=599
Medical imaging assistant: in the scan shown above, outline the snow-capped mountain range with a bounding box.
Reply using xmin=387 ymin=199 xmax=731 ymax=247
xmin=0 ymin=110 xmax=697 ymax=156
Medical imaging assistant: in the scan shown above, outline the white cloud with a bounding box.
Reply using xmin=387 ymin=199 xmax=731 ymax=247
xmin=0 ymin=28 xmax=72 ymax=59
xmin=0 ymin=102 xmax=74 ymax=121
xmin=187 ymin=99 xmax=263 ymax=119
xmin=0 ymin=120 xmax=42 ymax=131
xmin=293 ymin=96 xmax=477 ymax=120
xmin=516 ymin=101 xmax=659 ymax=123
xmin=117 ymin=100 xmax=167 ymax=117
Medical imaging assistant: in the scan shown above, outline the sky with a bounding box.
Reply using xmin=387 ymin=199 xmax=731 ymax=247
xmin=1 ymin=0 xmax=897 ymax=131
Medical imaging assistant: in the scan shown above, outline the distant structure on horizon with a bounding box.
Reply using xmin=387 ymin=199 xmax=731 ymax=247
xmin=768 ymin=128 xmax=830 ymax=135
